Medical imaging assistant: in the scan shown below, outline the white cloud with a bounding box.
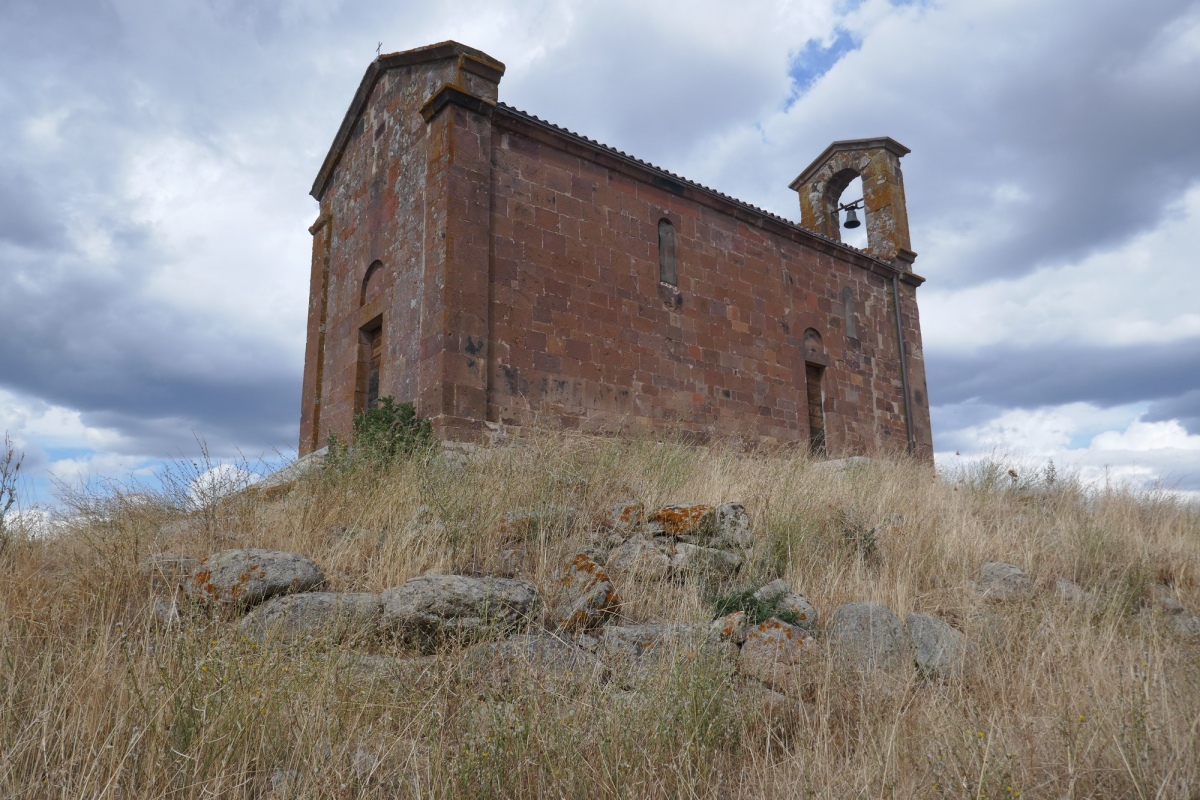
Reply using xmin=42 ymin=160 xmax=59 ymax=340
xmin=936 ymin=403 xmax=1200 ymax=494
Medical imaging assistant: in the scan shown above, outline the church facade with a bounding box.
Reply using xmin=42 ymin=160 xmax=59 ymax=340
xmin=299 ymin=41 xmax=933 ymax=457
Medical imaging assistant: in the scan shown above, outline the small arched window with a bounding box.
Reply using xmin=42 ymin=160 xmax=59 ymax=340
xmin=842 ymin=287 xmax=858 ymax=340
xmin=361 ymin=260 xmax=384 ymax=306
xmin=658 ymin=219 xmax=677 ymax=286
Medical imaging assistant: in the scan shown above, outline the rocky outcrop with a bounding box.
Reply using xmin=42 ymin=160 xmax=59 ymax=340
xmin=828 ymin=602 xmax=911 ymax=671
xmin=737 ymin=617 xmax=816 ymax=694
xmin=753 ymin=579 xmax=819 ymax=630
xmin=977 ymin=561 xmax=1032 ymax=602
xmin=187 ymin=549 xmax=325 ymax=608
xmin=552 ymin=553 xmax=620 ymax=632
xmin=905 ymin=612 xmax=968 ymax=679
xmin=238 ymin=592 xmax=382 ymax=643
xmin=380 ymin=574 xmax=539 ymax=651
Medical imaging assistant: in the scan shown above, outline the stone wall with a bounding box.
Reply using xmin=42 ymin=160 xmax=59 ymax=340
xmin=300 ymin=41 xmax=933 ymax=458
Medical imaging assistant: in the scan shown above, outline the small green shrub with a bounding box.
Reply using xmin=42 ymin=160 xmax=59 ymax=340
xmin=710 ymin=587 xmax=802 ymax=627
xmin=328 ymin=397 xmax=434 ymax=467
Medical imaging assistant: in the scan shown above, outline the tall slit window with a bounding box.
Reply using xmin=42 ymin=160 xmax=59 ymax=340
xmin=842 ymin=286 xmax=858 ymax=340
xmin=658 ymin=219 xmax=677 ymax=286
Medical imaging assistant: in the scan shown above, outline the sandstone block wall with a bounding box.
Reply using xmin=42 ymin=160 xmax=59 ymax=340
xmin=299 ymin=41 xmax=933 ymax=459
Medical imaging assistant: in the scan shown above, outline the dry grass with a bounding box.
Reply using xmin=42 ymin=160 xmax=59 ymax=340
xmin=1 ymin=431 xmax=1198 ymax=798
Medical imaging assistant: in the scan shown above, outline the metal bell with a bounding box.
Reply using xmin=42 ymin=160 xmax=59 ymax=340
xmin=843 ymin=206 xmax=861 ymax=229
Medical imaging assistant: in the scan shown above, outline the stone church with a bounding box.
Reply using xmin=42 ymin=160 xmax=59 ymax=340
xmin=299 ymin=41 xmax=933 ymax=458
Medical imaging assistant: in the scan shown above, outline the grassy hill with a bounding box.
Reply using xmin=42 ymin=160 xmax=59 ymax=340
xmin=2 ymin=431 xmax=1198 ymax=798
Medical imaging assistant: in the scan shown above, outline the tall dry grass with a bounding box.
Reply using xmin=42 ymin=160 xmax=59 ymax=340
xmin=1 ymin=431 xmax=1198 ymax=798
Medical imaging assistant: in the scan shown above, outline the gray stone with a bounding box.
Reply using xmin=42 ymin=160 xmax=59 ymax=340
xmin=828 ymin=602 xmax=910 ymax=671
xmin=151 ymin=597 xmax=181 ymax=628
xmin=187 ymin=549 xmax=325 ymax=609
xmin=380 ymin=574 xmax=539 ymax=650
xmin=551 ymin=553 xmax=620 ymax=632
xmin=256 ymin=446 xmax=327 ymax=493
xmin=738 ymin=617 xmax=817 ymax=694
xmin=978 ymin=561 xmax=1032 ymax=602
xmin=753 ymin=579 xmax=819 ymax=629
xmin=238 ymin=592 xmax=382 ymax=643
xmin=710 ymin=611 xmax=748 ymax=644
xmin=1170 ymin=612 xmax=1200 ymax=637
xmin=1151 ymin=584 xmax=1187 ymax=615
xmin=606 ymin=537 xmax=672 ymax=579
xmin=905 ymin=613 xmax=968 ymax=679
xmin=601 ymin=501 xmax=646 ymax=531
xmin=1054 ymin=578 xmax=1093 ymax=607
xmin=461 ymin=633 xmax=608 ymax=691
xmin=142 ymin=552 xmax=198 ymax=589
xmin=599 ymin=623 xmax=707 ymax=661
xmin=670 ymin=542 xmax=743 ymax=575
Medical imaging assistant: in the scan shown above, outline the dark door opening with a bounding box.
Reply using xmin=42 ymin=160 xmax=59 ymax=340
xmin=805 ymin=363 xmax=827 ymax=456
xmin=357 ymin=319 xmax=383 ymax=413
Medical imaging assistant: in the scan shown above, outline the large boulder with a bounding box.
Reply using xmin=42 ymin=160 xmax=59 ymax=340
xmin=461 ymin=634 xmax=608 ymax=693
xmin=380 ymin=575 xmax=539 ymax=650
xmin=905 ymin=613 xmax=969 ymax=679
xmin=599 ymin=623 xmax=708 ymax=662
xmin=828 ymin=602 xmax=911 ymax=671
xmin=738 ymin=617 xmax=817 ymax=694
xmin=238 ymin=592 xmax=382 ymax=643
xmin=552 ymin=553 xmax=620 ymax=632
xmin=187 ymin=549 xmax=324 ymax=609
xmin=753 ymin=579 xmax=819 ymax=630
xmin=670 ymin=542 xmax=743 ymax=576
xmin=977 ymin=562 xmax=1032 ymax=602
xmin=649 ymin=502 xmax=753 ymax=549
xmin=606 ymin=537 xmax=672 ymax=579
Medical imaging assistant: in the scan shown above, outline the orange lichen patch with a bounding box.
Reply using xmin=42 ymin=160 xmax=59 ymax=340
xmin=713 ymin=611 xmax=747 ymax=643
xmin=495 ymin=513 xmax=538 ymax=539
xmin=600 ymin=502 xmax=645 ymax=530
xmin=649 ymin=504 xmax=714 ymax=536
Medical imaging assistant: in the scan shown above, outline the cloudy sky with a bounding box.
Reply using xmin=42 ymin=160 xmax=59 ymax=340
xmin=3 ymin=0 xmax=1199 ymax=507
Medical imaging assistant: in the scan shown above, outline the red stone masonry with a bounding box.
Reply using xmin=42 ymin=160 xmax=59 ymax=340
xmin=299 ymin=41 xmax=933 ymax=459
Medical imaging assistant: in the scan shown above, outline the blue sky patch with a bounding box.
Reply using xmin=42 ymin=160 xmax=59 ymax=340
xmin=786 ymin=28 xmax=861 ymax=106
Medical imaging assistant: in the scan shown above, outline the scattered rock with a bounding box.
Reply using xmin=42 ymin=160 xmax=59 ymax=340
xmin=495 ymin=506 xmax=579 ymax=539
xmin=380 ymin=574 xmax=539 ymax=651
xmin=267 ymin=768 xmax=302 ymax=798
xmin=151 ymin=597 xmax=181 ymax=628
xmin=648 ymin=504 xmax=715 ymax=537
xmin=606 ymin=537 xmax=672 ymax=579
xmin=1151 ymin=584 xmax=1187 ymax=615
xmin=599 ymin=623 xmax=708 ymax=662
xmin=552 ymin=553 xmax=620 ymax=632
xmin=1150 ymin=585 xmax=1200 ymax=637
xmin=670 ymin=542 xmax=743 ymax=575
xmin=649 ymin=502 xmax=753 ymax=548
xmin=698 ymin=502 xmax=754 ymax=549
xmin=1054 ymin=578 xmax=1093 ymax=607
xmin=239 ymin=592 xmax=382 ymax=643
xmin=710 ymin=611 xmax=749 ymax=645
xmin=753 ymin=580 xmax=819 ymax=629
xmin=738 ymin=617 xmax=816 ymax=694
xmin=142 ymin=552 xmax=198 ymax=589
xmin=461 ymin=633 xmax=608 ymax=692
xmin=828 ymin=602 xmax=910 ymax=671
xmin=905 ymin=613 xmax=968 ymax=679
xmin=978 ymin=562 xmax=1032 ymax=602
xmin=601 ymin=501 xmax=646 ymax=531
xmin=187 ymin=549 xmax=325 ymax=609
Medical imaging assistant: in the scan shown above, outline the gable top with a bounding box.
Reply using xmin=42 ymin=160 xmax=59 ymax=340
xmin=788 ymin=137 xmax=910 ymax=191
xmin=310 ymin=41 xmax=506 ymax=200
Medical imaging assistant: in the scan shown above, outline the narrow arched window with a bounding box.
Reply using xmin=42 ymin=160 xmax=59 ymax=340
xmin=658 ymin=219 xmax=677 ymax=286
xmin=842 ymin=286 xmax=858 ymax=340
